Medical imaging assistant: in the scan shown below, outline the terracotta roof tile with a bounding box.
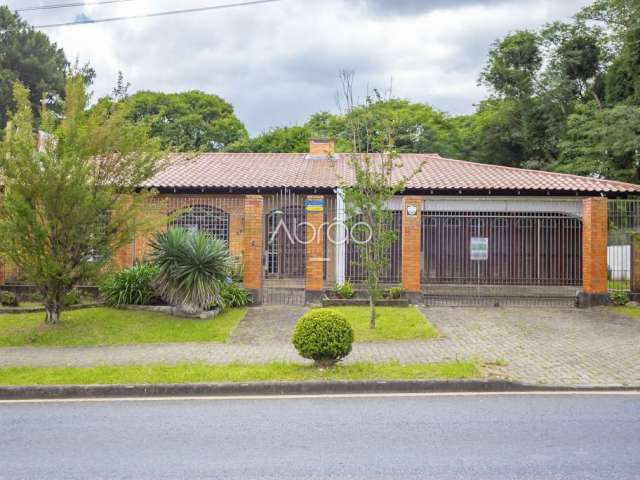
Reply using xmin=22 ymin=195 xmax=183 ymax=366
xmin=143 ymin=153 xmax=640 ymax=193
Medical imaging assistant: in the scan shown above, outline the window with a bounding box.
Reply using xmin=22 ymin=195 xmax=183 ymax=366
xmin=172 ymin=205 xmax=229 ymax=245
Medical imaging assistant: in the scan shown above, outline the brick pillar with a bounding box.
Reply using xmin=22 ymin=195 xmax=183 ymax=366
xmin=243 ymin=195 xmax=263 ymax=304
xmin=401 ymin=196 xmax=422 ymax=304
xmin=580 ymin=197 xmax=608 ymax=306
xmin=305 ymin=195 xmax=325 ymax=304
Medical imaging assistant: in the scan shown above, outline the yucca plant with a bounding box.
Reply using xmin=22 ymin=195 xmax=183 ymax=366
xmin=149 ymin=228 xmax=231 ymax=314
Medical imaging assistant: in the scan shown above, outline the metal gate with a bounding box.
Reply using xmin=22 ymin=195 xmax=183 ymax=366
xmin=262 ymin=190 xmax=306 ymax=304
xmin=608 ymin=199 xmax=640 ymax=295
xmin=422 ymin=210 xmax=582 ymax=306
xmin=344 ymin=211 xmax=402 ymax=285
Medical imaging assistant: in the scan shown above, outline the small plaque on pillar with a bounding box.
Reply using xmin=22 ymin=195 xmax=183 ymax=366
xmin=406 ymin=205 xmax=418 ymax=217
xmin=305 ymin=199 xmax=324 ymax=212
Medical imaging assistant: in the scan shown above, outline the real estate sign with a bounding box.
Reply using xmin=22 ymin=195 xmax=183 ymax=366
xmin=470 ymin=237 xmax=489 ymax=261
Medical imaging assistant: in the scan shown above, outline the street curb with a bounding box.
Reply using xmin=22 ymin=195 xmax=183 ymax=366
xmin=1 ymin=380 xmax=639 ymax=399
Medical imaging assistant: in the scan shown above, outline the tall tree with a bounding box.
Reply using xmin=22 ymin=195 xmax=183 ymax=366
xmin=226 ymin=125 xmax=311 ymax=152
xmin=338 ymin=71 xmax=423 ymax=329
xmin=124 ymin=90 xmax=248 ymax=152
xmin=0 ymin=6 xmax=69 ymax=128
xmin=0 ymin=77 xmax=163 ymax=324
xmin=556 ymin=102 xmax=640 ymax=181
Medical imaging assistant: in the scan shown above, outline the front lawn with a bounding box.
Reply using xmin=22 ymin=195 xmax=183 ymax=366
xmin=319 ymin=306 xmax=439 ymax=341
xmin=0 ymin=307 xmax=246 ymax=347
xmin=0 ymin=361 xmax=479 ymax=385
xmin=610 ymin=305 xmax=640 ymax=319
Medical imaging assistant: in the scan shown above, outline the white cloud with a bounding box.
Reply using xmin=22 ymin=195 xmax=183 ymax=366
xmin=16 ymin=0 xmax=591 ymax=134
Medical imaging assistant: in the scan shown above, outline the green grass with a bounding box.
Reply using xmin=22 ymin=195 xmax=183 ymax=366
xmin=0 ymin=361 xmax=479 ymax=386
xmin=610 ymin=305 xmax=640 ymax=319
xmin=0 ymin=307 xmax=247 ymax=347
xmin=319 ymin=306 xmax=439 ymax=341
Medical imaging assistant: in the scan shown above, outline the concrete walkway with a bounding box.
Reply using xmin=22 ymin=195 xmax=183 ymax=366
xmin=1 ymin=306 xmax=639 ymax=386
xmin=229 ymin=305 xmax=307 ymax=344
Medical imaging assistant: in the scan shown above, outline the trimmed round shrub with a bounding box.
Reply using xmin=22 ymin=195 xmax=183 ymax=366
xmin=292 ymin=309 xmax=354 ymax=367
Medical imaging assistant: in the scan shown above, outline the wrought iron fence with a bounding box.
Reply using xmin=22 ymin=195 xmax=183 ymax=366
xmin=422 ymin=211 xmax=582 ymax=287
xmin=262 ymin=189 xmax=307 ymax=304
xmin=608 ymin=199 xmax=640 ymax=293
xmin=323 ymin=196 xmax=403 ymax=289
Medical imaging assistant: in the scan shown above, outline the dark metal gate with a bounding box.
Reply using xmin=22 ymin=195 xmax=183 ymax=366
xmin=422 ymin=210 xmax=582 ymax=306
xmin=345 ymin=211 xmax=402 ymax=285
xmin=608 ymin=199 xmax=640 ymax=295
xmin=262 ymin=190 xmax=306 ymax=304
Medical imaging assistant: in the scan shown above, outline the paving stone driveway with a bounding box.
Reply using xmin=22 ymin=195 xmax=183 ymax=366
xmin=229 ymin=305 xmax=307 ymax=345
xmin=1 ymin=306 xmax=639 ymax=386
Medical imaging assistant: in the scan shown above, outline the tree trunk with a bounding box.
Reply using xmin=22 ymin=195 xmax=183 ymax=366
xmin=44 ymin=296 xmax=62 ymax=325
xmin=369 ymin=295 xmax=376 ymax=329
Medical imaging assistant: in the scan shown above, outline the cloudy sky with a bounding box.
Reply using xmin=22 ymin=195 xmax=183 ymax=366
xmin=13 ymin=0 xmax=589 ymax=134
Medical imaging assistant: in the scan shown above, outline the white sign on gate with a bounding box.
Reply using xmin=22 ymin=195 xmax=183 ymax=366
xmin=470 ymin=237 xmax=489 ymax=261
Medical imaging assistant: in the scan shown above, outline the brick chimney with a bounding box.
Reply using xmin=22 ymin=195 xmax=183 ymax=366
xmin=309 ymin=138 xmax=336 ymax=156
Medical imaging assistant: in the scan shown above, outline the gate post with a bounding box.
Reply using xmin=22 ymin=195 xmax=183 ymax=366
xmin=305 ymin=195 xmax=325 ymax=304
xmin=243 ymin=195 xmax=263 ymax=305
xmin=579 ymin=197 xmax=609 ymax=307
xmin=401 ymin=196 xmax=422 ymax=304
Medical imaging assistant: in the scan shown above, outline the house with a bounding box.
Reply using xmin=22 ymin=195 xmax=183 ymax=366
xmin=3 ymin=139 xmax=639 ymax=306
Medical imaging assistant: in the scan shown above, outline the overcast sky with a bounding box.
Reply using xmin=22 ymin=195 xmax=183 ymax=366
xmin=14 ymin=0 xmax=590 ymax=135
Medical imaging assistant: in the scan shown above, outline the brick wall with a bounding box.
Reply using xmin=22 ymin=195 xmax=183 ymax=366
xmin=242 ymin=195 xmax=263 ymax=294
xmin=305 ymin=195 xmax=325 ymax=292
xmin=582 ymin=197 xmax=608 ymax=295
xmin=401 ymin=196 xmax=422 ymax=293
xmin=112 ymin=194 xmax=246 ymax=269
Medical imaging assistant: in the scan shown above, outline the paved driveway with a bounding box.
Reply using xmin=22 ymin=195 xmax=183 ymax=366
xmin=425 ymin=307 xmax=640 ymax=386
xmin=1 ymin=306 xmax=639 ymax=386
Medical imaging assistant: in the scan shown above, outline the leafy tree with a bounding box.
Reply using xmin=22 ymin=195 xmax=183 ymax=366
xmin=556 ymin=102 xmax=640 ymax=181
xmin=338 ymin=72 xmax=423 ymax=329
xmin=475 ymin=20 xmax=609 ymax=170
xmin=123 ymin=90 xmax=248 ymax=151
xmin=0 ymin=76 xmax=163 ymax=324
xmin=226 ymin=125 xmax=311 ymax=152
xmin=480 ymin=31 xmax=542 ymax=99
xmin=454 ymin=100 xmax=525 ymax=167
xmin=578 ymin=0 xmax=640 ymax=34
xmin=228 ymin=100 xmax=462 ymax=157
xmin=0 ymin=6 xmax=68 ymax=129
xmin=604 ymin=21 xmax=640 ymax=105
xmin=342 ymin=99 xmax=462 ymax=157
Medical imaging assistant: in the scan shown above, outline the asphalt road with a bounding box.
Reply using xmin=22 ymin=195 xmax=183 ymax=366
xmin=1 ymin=393 xmax=639 ymax=479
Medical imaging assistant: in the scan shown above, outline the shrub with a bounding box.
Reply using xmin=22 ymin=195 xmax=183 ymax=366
xmin=149 ymin=228 xmax=232 ymax=314
xmin=219 ymin=282 xmax=252 ymax=309
xmin=292 ymin=309 xmax=354 ymax=367
xmin=610 ymin=291 xmax=629 ymax=306
xmin=227 ymin=258 xmax=244 ymax=283
xmin=332 ymin=281 xmax=355 ymax=299
xmin=100 ymin=263 xmax=159 ymax=307
xmin=63 ymin=290 xmax=82 ymax=307
xmin=383 ymin=285 xmax=403 ymax=299
xmin=0 ymin=290 xmax=18 ymax=307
